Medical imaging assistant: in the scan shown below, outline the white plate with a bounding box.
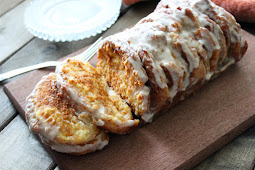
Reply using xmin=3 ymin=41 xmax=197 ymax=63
xmin=24 ymin=0 xmax=122 ymax=42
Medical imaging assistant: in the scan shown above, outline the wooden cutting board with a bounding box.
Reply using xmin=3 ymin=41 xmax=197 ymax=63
xmin=3 ymin=30 xmax=255 ymax=170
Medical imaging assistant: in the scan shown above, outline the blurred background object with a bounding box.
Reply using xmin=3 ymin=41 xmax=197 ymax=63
xmin=123 ymin=0 xmax=255 ymax=23
xmin=212 ymin=0 xmax=255 ymax=23
xmin=122 ymin=0 xmax=145 ymax=6
xmin=24 ymin=0 xmax=122 ymax=42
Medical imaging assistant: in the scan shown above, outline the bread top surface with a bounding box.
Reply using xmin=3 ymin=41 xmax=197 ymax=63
xmin=25 ymin=73 xmax=109 ymax=153
xmin=157 ymin=0 xmax=248 ymax=59
xmin=56 ymin=58 xmax=139 ymax=134
xmin=97 ymin=40 xmax=151 ymax=118
xmin=97 ymin=0 xmax=247 ymax=122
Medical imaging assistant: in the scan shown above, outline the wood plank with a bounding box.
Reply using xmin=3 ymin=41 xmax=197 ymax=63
xmin=0 ymin=0 xmax=24 ymax=16
xmin=0 ymin=36 xmax=100 ymax=75
xmin=194 ymin=125 xmax=255 ymax=170
xmin=0 ymin=87 xmax=16 ymax=131
xmin=0 ymin=115 xmax=55 ymax=169
xmin=4 ymin=29 xmax=255 ymax=169
xmin=0 ymin=0 xmax=34 ymax=64
xmin=0 ymin=0 xmax=155 ymax=65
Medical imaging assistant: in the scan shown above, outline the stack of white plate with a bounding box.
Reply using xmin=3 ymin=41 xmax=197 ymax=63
xmin=24 ymin=0 xmax=122 ymax=42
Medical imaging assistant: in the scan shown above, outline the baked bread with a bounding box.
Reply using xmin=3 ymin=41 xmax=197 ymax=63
xmin=25 ymin=73 xmax=109 ymax=154
xmin=25 ymin=0 xmax=248 ymax=155
xmin=97 ymin=35 xmax=169 ymax=122
xmin=157 ymin=0 xmax=248 ymax=63
xmin=97 ymin=0 xmax=248 ymax=122
xmin=56 ymin=58 xmax=139 ymax=134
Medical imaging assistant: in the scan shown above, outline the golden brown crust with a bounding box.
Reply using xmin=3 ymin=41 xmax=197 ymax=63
xmin=70 ymin=132 xmax=109 ymax=155
xmin=56 ymin=59 xmax=139 ymax=134
xmin=39 ymin=130 xmax=109 ymax=155
xmin=25 ymin=73 xmax=109 ymax=154
xmin=190 ymin=0 xmax=248 ymax=62
xmin=137 ymin=49 xmax=170 ymax=115
xmin=97 ymin=39 xmax=151 ymax=117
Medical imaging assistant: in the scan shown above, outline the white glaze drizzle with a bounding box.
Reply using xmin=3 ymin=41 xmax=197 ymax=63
xmin=155 ymin=0 xmax=245 ymax=89
xmin=116 ymin=28 xmax=168 ymax=89
xmin=105 ymin=36 xmax=149 ymax=84
xmin=101 ymin=0 xmax=246 ymax=122
xmin=56 ymin=60 xmax=138 ymax=129
xmin=190 ymin=0 xmax=246 ymax=48
xmin=40 ymin=131 xmax=109 ymax=154
xmin=141 ymin=112 xmax=155 ymax=123
xmin=102 ymin=36 xmax=151 ymax=112
xmin=26 ymin=73 xmax=109 ymax=154
xmin=26 ymin=74 xmax=61 ymax=142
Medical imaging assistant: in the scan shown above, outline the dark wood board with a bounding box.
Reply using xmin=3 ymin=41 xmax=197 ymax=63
xmin=4 ymin=30 xmax=255 ymax=170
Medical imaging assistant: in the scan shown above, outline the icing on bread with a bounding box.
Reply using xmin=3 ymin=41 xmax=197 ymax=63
xmin=26 ymin=73 xmax=109 ymax=154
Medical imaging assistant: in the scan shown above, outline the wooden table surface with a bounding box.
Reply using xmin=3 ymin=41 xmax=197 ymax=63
xmin=0 ymin=0 xmax=255 ymax=169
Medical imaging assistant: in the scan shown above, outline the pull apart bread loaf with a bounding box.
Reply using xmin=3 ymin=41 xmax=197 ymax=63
xmin=97 ymin=0 xmax=247 ymax=122
xmin=26 ymin=0 xmax=247 ymax=155
xmin=26 ymin=73 xmax=109 ymax=154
